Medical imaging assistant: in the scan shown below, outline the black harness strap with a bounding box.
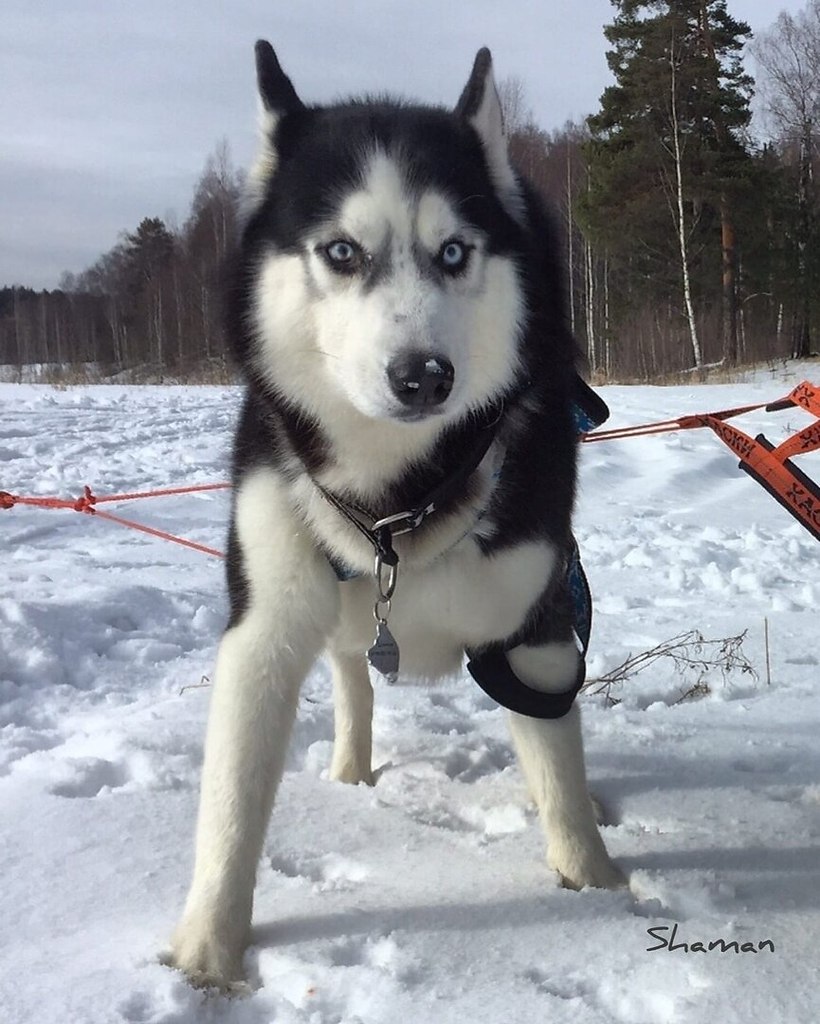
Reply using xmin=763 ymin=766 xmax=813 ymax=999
xmin=466 ymin=646 xmax=586 ymax=720
xmin=465 ymin=536 xmax=593 ymax=719
xmin=317 ymin=487 xmax=400 ymax=567
xmin=463 ymin=380 xmax=608 ymax=721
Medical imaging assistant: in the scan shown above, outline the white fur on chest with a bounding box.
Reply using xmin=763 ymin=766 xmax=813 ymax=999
xmin=330 ymin=536 xmax=556 ymax=680
xmin=232 ymin=466 xmax=554 ymax=683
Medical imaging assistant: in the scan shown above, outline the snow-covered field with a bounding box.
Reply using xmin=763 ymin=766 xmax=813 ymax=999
xmin=1 ymin=367 xmax=819 ymax=1023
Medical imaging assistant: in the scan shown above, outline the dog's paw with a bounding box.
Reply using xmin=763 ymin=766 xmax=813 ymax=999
xmin=328 ymin=758 xmax=375 ymax=786
xmin=163 ymin=918 xmax=248 ymax=994
xmin=556 ymin=859 xmax=627 ymax=891
xmin=549 ymin=841 xmax=627 ymax=891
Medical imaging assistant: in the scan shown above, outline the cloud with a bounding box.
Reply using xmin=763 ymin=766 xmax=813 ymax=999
xmin=0 ymin=0 xmax=800 ymax=288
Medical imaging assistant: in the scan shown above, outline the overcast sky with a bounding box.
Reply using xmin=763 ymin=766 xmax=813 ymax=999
xmin=1 ymin=0 xmax=808 ymax=290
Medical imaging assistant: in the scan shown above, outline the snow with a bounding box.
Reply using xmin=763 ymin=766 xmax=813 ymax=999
xmin=1 ymin=368 xmax=819 ymax=1023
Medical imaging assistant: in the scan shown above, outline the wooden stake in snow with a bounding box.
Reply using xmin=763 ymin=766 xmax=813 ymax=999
xmin=764 ymin=617 xmax=772 ymax=686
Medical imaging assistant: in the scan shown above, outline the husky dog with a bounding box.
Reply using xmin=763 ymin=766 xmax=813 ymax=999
xmin=168 ymin=42 xmax=624 ymax=990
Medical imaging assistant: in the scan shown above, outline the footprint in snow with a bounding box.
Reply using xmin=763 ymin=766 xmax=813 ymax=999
xmin=324 ymin=933 xmax=419 ymax=982
xmin=117 ymin=991 xmax=153 ymax=1023
xmin=442 ymin=738 xmax=515 ymax=782
xmin=268 ymin=851 xmax=369 ymax=890
xmin=117 ymin=984 xmax=208 ymax=1024
xmin=48 ymin=757 xmax=130 ymax=798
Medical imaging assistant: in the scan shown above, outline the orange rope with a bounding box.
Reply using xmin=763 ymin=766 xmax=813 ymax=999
xmin=581 ymin=399 xmax=774 ymax=443
xmin=581 ymin=381 xmax=819 ymax=445
xmin=88 ymin=507 xmax=226 ymax=558
xmin=1 ymin=482 xmax=231 ymax=558
xmin=3 ymin=381 xmax=818 ymax=555
xmin=91 ymin=483 xmax=232 ymax=504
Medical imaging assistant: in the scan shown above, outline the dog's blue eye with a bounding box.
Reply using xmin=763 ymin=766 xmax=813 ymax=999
xmin=439 ymin=240 xmax=468 ymax=271
xmin=325 ymin=240 xmax=358 ymax=266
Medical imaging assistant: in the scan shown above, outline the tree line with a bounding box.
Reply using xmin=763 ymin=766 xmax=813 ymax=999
xmin=509 ymin=0 xmax=820 ymax=378
xmin=2 ymin=0 xmax=819 ymax=382
xmin=0 ymin=141 xmax=241 ymax=382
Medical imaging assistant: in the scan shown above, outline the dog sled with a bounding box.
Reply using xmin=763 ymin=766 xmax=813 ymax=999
xmin=581 ymin=379 xmax=820 ymax=543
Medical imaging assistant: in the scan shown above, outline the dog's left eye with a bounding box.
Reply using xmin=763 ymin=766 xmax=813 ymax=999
xmin=438 ymin=240 xmax=469 ymax=272
xmin=324 ymin=240 xmax=362 ymax=270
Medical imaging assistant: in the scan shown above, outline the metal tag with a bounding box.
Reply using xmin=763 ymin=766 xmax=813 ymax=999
xmin=367 ymin=620 xmax=400 ymax=684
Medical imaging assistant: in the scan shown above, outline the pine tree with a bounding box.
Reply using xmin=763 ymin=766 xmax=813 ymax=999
xmin=581 ymin=0 xmax=754 ymax=370
xmin=122 ymin=217 xmax=175 ymax=374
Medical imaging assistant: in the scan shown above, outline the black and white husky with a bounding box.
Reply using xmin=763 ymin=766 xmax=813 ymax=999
xmin=168 ymin=42 xmax=624 ymax=990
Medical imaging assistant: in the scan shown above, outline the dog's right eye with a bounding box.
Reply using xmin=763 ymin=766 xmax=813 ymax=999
xmin=324 ymin=240 xmax=361 ymax=270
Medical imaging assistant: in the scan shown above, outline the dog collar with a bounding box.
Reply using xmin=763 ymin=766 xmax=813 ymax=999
xmin=320 ymin=377 xmax=607 ymax=580
xmin=315 ymin=406 xmax=503 ymax=685
xmin=316 ymin=404 xmax=503 ymax=571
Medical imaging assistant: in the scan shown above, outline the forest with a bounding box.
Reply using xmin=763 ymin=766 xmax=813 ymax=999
xmin=2 ymin=0 xmax=819 ymax=382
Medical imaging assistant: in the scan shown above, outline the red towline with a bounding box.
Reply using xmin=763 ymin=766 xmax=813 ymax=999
xmin=0 ymin=482 xmax=231 ymax=558
xmin=2 ymin=380 xmax=819 ymax=554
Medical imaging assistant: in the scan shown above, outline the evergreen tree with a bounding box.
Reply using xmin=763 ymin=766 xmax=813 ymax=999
xmin=581 ymin=0 xmax=754 ymax=369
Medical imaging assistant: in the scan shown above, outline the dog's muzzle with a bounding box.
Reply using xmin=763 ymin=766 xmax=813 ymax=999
xmin=387 ymin=353 xmax=454 ymax=410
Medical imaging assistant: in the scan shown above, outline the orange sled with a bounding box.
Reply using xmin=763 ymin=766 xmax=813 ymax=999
xmin=583 ymin=380 xmax=820 ymax=542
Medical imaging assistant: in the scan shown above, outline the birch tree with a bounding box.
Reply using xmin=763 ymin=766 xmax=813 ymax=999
xmin=667 ymin=36 xmax=702 ymax=366
xmin=752 ymin=1 xmax=820 ymax=358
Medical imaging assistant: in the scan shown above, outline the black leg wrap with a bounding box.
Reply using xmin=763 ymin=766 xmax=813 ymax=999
xmin=465 ymin=645 xmax=586 ymax=719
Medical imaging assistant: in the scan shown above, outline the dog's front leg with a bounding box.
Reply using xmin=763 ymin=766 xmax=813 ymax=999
xmin=328 ymin=650 xmax=375 ymax=785
xmin=506 ymin=641 xmax=625 ymax=891
xmin=167 ymin=469 xmax=339 ymax=990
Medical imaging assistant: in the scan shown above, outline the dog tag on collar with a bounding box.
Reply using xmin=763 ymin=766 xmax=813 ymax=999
xmin=367 ymin=621 xmax=400 ymax=684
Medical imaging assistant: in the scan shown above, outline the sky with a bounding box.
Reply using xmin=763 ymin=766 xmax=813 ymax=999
xmin=1 ymin=0 xmax=810 ymax=290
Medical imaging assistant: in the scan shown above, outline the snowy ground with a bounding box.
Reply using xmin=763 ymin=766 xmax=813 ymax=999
xmin=1 ymin=367 xmax=819 ymax=1023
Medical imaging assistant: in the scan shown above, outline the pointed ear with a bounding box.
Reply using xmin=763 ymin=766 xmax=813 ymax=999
xmin=456 ymin=48 xmax=524 ymax=222
xmin=255 ymin=40 xmax=304 ymax=120
xmin=246 ymin=42 xmax=305 ymax=210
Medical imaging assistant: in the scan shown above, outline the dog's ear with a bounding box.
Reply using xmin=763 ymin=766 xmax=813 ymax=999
xmin=246 ymin=42 xmax=305 ymax=207
xmin=255 ymin=40 xmax=304 ymax=120
xmin=456 ymin=48 xmax=524 ymax=222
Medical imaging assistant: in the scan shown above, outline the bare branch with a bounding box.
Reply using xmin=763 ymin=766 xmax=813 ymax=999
xmin=582 ymin=630 xmax=757 ymax=706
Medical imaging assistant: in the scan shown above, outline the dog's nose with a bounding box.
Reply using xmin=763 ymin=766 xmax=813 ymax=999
xmin=387 ymin=353 xmax=454 ymax=408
